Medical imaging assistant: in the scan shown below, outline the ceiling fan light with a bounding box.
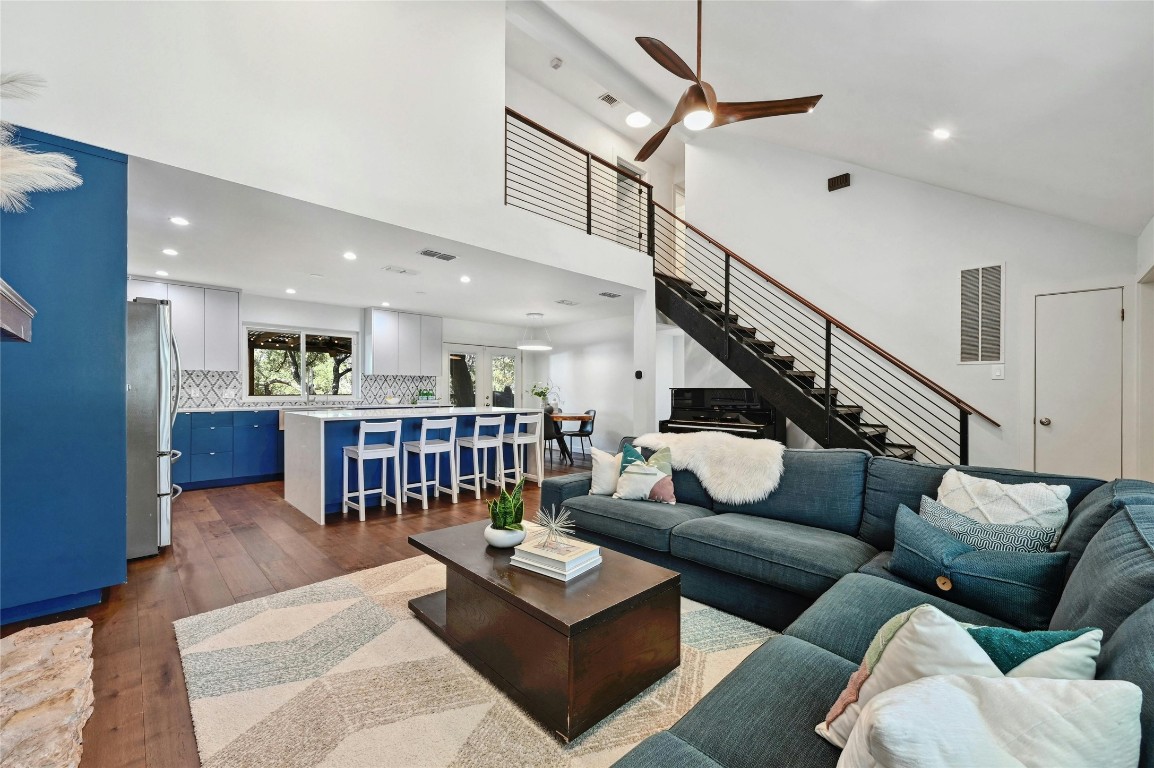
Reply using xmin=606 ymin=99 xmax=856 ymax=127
xmin=683 ymin=109 xmax=714 ymax=131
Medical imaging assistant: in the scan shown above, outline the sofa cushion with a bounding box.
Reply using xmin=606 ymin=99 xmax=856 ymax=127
xmin=612 ymin=731 xmax=725 ymax=768
xmin=712 ymin=449 xmax=869 ymax=535
xmin=1098 ymin=598 xmax=1154 ymax=768
xmin=859 ymin=457 xmax=1103 ymax=551
xmin=1058 ymin=479 xmax=1154 ymax=577
xmin=889 ymin=505 xmax=1068 ymax=629
xmin=670 ymin=514 xmax=878 ymax=598
xmin=1051 ymin=505 xmax=1154 ymax=641
xmin=673 ymin=469 xmax=712 ymax=510
xmin=785 ymin=573 xmax=1012 ymax=663
xmin=561 ymin=494 xmax=713 ymax=552
xmin=664 ymin=635 xmax=852 ymax=768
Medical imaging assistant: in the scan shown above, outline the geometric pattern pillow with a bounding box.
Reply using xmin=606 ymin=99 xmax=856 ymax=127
xmin=938 ymin=468 xmax=1072 ymax=534
xmin=815 ymin=604 xmax=1102 ymax=748
xmin=920 ymin=496 xmax=1058 ymax=552
xmin=613 ymin=446 xmax=676 ymax=504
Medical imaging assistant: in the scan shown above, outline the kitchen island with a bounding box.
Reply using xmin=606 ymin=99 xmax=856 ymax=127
xmin=283 ymin=406 xmax=543 ymax=524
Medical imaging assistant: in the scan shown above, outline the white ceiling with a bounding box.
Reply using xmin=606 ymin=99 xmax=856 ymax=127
xmin=542 ymin=0 xmax=1154 ymax=235
xmin=127 ymin=158 xmax=635 ymax=325
xmin=506 ymin=22 xmax=685 ymax=166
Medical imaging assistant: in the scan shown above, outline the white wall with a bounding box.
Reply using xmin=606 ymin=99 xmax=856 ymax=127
xmin=685 ymin=133 xmax=1140 ymax=473
xmin=539 ymin=314 xmax=635 ymax=452
xmin=505 ymin=68 xmax=678 ymax=210
xmin=242 ymin=294 xmax=362 ymax=334
xmin=1 ymin=1 xmax=651 ymax=292
xmin=1137 ymin=218 xmax=1154 ymax=480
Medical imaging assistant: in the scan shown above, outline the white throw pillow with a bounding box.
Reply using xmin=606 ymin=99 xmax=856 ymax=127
xmin=837 ymin=675 xmax=1142 ymax=768
xmin=815 ymin=604 xmax=1102 ymax=748
xmin=937 ymin=468 xmax=1071 ymax=536
xmin=589 ymin=447 xmax=622 ymax=496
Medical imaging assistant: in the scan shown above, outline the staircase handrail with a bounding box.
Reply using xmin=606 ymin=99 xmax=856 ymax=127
xmin=651 ymin=200 xmax=1000 ymax=428
xmin=506 ymin=108 xmax=652 ymax=190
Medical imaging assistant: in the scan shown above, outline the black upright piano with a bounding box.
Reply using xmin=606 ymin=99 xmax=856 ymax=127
xmin=658 ymin=388 xmax=785 ymax=440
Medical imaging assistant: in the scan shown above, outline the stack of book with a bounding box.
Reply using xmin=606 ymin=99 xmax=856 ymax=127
xmin=511 ymin=527 xmax=602 ymax=581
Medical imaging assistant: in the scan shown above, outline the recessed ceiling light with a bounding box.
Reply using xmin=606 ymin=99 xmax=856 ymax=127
xmin=162 ymin=248 xmax=178 ymax=256
xmin=625 ymin=111 xmax=651 ymax=128
xmin=169 ymin=216 xmax=189 ymax=226
xmin=343 ymin=251 xmax=357 ymax=260
xmin=155 ymin=270 xmax=169 ymax=277
xmin=285 ymin=288 xmax=296 ymax=294
xmin=460 ymin=275 xmax=471 ymax=283
xmin=932 ymin=128 xmax=951 ymax=140
xmin=381 ymin=301 xmax=390 ymax=307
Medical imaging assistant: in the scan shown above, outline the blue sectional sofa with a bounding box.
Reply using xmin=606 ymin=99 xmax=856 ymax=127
xmin=541 ymin=448 xmax=1154 ymax=768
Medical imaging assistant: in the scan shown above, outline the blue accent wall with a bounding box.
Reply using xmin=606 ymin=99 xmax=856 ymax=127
xmin=1 ymin=128 xmax=128 ymax=623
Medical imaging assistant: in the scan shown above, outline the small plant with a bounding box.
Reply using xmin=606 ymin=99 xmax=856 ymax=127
xmin=487 ymin=477 xmax=526 ymax=530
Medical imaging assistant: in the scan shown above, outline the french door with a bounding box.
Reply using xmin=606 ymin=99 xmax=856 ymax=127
xmin=443 ymin=345 xmax=522 ymax=408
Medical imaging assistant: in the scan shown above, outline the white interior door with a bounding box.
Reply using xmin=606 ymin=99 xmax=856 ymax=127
xmin=444 ymin=345 xmax=521 ymax=407
xmin=1035 ymin=288 xmax=1123 ymax=478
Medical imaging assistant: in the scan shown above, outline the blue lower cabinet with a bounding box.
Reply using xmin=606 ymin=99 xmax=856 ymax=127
xmin=191 ymin=451 xmax=233 ymax=482
xmin=192 ymin=425 xmax=233 ymax=453
xmin=233 ymin=424 xmax=280 ymax=477
xmin=173 ymin=413 xmax=191 ymax=484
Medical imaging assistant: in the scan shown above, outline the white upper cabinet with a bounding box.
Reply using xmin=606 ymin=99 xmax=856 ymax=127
xmin=420 ymin=315 xmax=443 ymax=377
xmin=128 ymin=277 xmax=240 ymax=372
xmin=127 ymin=278 xmax=168 ymax=301
xmin=167 ymin=283 xmax=205 ymax=370
xmin=203 ymin=288 xmax=240 ymax=371
xmin=364 ymin=308 xmax=443 ymax=376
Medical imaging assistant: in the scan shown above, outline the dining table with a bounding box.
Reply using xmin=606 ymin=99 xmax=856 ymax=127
xmin=550 ymin=412 xmax=592 ymax=465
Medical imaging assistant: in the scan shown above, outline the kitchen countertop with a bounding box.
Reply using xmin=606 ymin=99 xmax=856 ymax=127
xmin=178 ymin=402 xmax=443 ymax=413
xmin=285 ymin=406 xmax=540 ymax=422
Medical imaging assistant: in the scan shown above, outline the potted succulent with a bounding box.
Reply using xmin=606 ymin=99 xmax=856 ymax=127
xmin=484 ymin=477 xmax=526 ymax=548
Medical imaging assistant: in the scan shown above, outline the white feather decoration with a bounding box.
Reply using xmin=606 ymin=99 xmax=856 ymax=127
xmin=0 ymin=71 xmax=82 ymax=213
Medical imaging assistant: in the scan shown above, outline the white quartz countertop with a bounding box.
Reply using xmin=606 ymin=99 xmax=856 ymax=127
xmin=285 ymin=406 xmax=542 ymax=422
xmin=179 ymin=402 xmax=443 ymax=414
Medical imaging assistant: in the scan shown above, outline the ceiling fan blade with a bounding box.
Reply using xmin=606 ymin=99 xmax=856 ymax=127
xmin=711 ymin=95 xmax=823 ymax=127
xmin=700 ymin=81 xmax=718 ymax=114
xmin=634 ymin=86 xmax=698 ymax=162
xmin=635 ymin=124 xmax=674 ymax=163
xmin=636 ymin=37 xmax=698 ymax=81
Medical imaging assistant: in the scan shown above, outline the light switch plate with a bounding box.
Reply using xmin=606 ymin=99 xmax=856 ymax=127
xmin=991 ymin=364 xmax=1005 ymax=380
xmin=186 ymin=386 xmax=201 ymax=398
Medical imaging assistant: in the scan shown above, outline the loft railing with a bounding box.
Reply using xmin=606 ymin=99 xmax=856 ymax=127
xmin=505 ymin=108 xmax=651 ymax=254
xmin=504 ymin=107 xmax=999 ymax=464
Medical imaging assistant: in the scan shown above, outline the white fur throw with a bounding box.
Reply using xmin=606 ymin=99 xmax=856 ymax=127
xmin=632 ymin=432 xmax=785 ymax=505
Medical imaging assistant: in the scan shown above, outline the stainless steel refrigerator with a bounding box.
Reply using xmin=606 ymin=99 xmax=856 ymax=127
xmin=126 ymin=298 xmax=182 ymax=558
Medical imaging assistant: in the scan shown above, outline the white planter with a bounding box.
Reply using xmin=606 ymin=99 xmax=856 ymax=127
xmin=483 ymin=525 xmax=526 ymax=548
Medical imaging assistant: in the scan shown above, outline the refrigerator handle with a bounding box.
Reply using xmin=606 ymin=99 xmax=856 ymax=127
xmin=170 ymin=327 xmax=183 ymax=428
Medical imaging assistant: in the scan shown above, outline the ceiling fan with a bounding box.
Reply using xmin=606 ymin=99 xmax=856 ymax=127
xmin=633 ymin=0 xmax=822 ymax=162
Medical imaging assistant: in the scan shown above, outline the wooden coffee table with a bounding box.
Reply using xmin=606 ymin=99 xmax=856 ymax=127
xmin=408 ymin=520 xmax=681 ymax=741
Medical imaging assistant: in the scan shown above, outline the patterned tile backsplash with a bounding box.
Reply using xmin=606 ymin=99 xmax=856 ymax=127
xmin=179 ymin=370 xmax=437 ymax=409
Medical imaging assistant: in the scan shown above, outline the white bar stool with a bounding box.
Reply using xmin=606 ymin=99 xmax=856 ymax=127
xmin=403 ymin=417 xmax=459 ymax=510
xmin=457 ymin=415 xmax=507 ymax=499
xmin=501 ymin=412 xmax=545 ymax=487
xmin=342 ymin=421 xmax=402 ymax=520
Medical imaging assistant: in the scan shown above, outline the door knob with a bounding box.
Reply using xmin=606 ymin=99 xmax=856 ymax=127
xmin=1039 ymin=418 xmax=1052 ymax=426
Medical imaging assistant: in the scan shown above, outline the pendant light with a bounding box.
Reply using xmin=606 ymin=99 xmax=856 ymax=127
xmin=517 ymin=312 xmax=553 ymax=351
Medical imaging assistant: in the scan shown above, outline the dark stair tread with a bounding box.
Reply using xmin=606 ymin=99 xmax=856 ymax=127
xmin=835 ymin=405 xmax=863 ymax=414
xmin=705 ymin=309 xmax=741 ymax=324
xmin=809 ymin=387 xmax=838 ymax=396
xmin=760 ymin=354 xmax=794 ymax=369
xmin=856 ymin=424 xmax=889 ymax=437
xmin=884 ymin=443 xmax=917 ymax=459
xmin=745 ymin=339 xmax=777 ymax=351
xmin=729 ymin=324 xmax=757 ymax=336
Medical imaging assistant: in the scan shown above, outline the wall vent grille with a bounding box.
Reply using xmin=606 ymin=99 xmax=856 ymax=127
xmin=382 ymin=265 xmax=419 ymax=275
xmin=598 ymin=291 xmax=622 ymax=298
xmin=960 ymin=265 xmax=1002 ymax=362
xmin=418 ymin=249 xmax=457 ymax=261
xmin=555 ymin=299 xmax=579 ymax=306
xmin=597 ymin=92 xmax=620 ymax=107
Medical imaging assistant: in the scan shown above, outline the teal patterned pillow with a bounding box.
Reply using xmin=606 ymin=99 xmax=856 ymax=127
xmin=920 ymin=496 xmax=1056 ymax=553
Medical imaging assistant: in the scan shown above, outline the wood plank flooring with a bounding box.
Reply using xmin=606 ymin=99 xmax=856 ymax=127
xmin=1 ymin=454 xmax=589 ymax=768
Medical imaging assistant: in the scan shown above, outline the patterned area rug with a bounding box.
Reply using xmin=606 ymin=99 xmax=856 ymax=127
xmin=175 ymin=555 xmax=776 ymax=767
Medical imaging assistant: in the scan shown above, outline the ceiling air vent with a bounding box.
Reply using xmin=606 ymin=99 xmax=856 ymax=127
xmin=555 ymin=299 xmax=579 ymax=306
xmin=382 ymin=265 xmax=420 ymax=276
xmin=597 ymin=92 xmax=620 ymax=107
xmin=418 ymin=248 xmax=457 ymax=262
xmin=598 ymin=291 xmax=622 ymax=299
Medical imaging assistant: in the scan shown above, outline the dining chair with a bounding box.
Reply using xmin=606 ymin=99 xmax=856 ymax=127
xmin=564 ymin=409 xmax=597 ymax=457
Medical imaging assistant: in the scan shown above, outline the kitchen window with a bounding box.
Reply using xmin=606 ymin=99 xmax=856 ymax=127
xmin=245 ymin=327 xmax=357 ymax=399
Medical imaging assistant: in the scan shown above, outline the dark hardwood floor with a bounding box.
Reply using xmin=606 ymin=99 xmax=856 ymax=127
xmin=1 ymin=451 xmax=590 ymax=768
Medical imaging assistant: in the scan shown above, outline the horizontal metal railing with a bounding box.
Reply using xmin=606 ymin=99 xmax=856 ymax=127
xmin=505 ymin=108 xmax=651 ymax=254
xmin=504 ymin=106 xmax=999 ymax=464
